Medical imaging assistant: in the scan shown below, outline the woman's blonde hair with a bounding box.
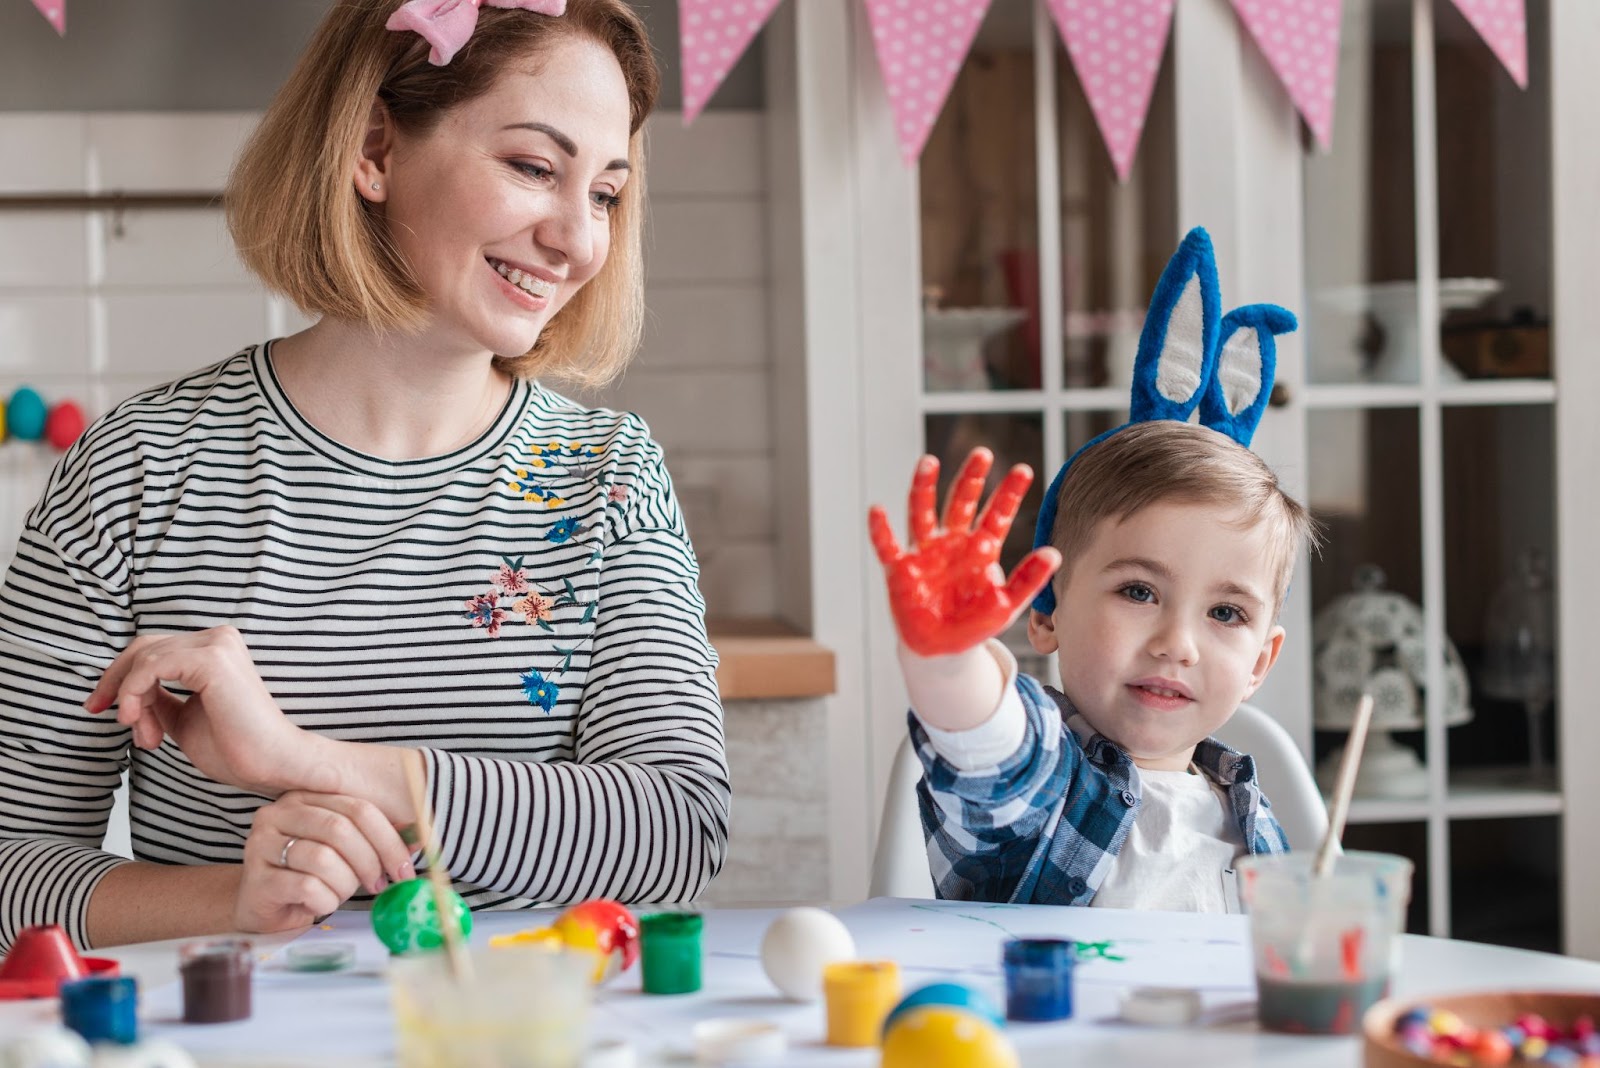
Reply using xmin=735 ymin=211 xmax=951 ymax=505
xmin=1049 ymin=421 xmax=1321 ymax=615
xmin=227 ymin=0 xmax=658 ymax=388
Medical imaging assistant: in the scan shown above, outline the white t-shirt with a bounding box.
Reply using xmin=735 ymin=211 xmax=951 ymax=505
xmin=1091 ymin=765 xmax=1245 ymax=913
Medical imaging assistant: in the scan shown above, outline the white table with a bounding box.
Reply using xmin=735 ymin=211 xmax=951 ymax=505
xmin=4 ymin=901 xmax=1598 ymax=1067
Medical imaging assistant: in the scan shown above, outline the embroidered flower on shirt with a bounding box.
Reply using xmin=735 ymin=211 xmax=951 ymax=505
xmin=607 ymin=484 xmax=629 ymax=504
xmin=495 ymin=561 xmax=531 ymax=596
xmin=546 ymin=517 xmax=582 ymax=543
xmin=465 ymin=592 xmax=506 ymax=637
xmin=508 ymin=474 xmax=566 ymax=508
xmin=511 ymin=591 xmax=555 ymax=629
xmin=520 ymin=668 xmax=559 ymax=713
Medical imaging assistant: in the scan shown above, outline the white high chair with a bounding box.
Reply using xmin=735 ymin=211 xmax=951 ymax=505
xmin=867 ymin=703 xmax=1328 ymax=899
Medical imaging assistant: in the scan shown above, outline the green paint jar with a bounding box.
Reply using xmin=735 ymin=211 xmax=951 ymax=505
xmin=370 ymin=877 xmax=473 ymax=957
xmin=639 ymin=912 xmax=703 ymax=995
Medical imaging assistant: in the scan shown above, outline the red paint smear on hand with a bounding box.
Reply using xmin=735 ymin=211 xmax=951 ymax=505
xmin=867 ymin=449 xmax=1060 ymax=657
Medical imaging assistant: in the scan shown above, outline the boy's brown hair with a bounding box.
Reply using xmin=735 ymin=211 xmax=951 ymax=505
xmin=1047 ymin=421 xmax=1319 ymax=614
xmin=226 ymin=0 xmax=658 ymax=389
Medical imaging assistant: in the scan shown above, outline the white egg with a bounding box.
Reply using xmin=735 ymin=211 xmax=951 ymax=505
xmin=90 ymin=1041 xmax=197 ymax=1068
xmin=0 ymin=1027 xmax=91 ymax=1068
xmin=759 ymin=907 xmax=856 ymax=1002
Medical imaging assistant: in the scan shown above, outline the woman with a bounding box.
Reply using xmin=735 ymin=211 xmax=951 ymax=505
xmin=0 ymin=0 xmax=729 ymax=951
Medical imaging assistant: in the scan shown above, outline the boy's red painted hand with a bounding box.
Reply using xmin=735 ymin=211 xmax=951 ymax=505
xmin=869 ymin=448 xmax=1061 ymax=657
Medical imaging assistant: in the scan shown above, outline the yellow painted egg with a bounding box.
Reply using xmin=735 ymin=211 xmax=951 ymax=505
xmin=881 ymin=1006 xmax=1019 ymax=1068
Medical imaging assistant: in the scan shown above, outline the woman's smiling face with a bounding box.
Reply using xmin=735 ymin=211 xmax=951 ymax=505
xmin=374 ymin=33 xmax=633 ymax=357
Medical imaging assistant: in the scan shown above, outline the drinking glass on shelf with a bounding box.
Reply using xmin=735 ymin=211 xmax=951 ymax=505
xmin=1480 ymin=548 xmax=1556 ymax=787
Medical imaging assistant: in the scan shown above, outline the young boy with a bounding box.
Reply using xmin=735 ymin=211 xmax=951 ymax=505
xmin=867 ymin=227 xmax=1317 ymax=910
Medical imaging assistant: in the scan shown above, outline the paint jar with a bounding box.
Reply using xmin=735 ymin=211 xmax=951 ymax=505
xmin=388 ymin=944 xmax=595 ymax=1068
xmin=59 ymin=976 xmax=139 ymax=1045
xmin=179 ymin=938 xmax=253 ymax=1023
xmin=823 ymin=961 xmax=901 ymax=1046
xmin=1236 ymin=850 xmax=1414 ymax=1034
xmin=1001 ymin=938 xmax=1075 ymax=1022
xmin=639 ymin=912 xmax=704 ymax=995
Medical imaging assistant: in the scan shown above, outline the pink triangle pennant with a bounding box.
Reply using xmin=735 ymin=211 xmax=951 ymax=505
xmin=1231 ymin=0 xmax=1343 ymax=149
xmin=863 ymin=0 xmax=994 ymax=165
xmin=1046 ymin=0 xmax=1174 ymax=182
xmin=30 ymin=0 xmax=65 ymax=35
xmin=1448 ymin=0 xmax=1527 ymax=88
xmin=679 ymin=0 xmax=785 ymax=125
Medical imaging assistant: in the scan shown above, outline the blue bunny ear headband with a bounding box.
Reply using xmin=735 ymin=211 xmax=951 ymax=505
xmin=1029 ymin=226 xmax=1297 ymax=615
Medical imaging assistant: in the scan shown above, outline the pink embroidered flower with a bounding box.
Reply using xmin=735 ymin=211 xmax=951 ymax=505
xmin=512 ymin=592 xmax=554 ymax=626
xmin=607 ymin=485 xmax=630 ymax=503
xmin=465 ymin=592 xmax=506 ymax=637
xmin=495 ymin=564 xmax=530 ymax=595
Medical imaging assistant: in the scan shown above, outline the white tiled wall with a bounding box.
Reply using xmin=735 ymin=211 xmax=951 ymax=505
xmin=594 ymin=113 xmax=776 ymax=618
xmin=0 ymin=111 xmax=778 ymax=619
xmin=0 ymin=111 xmax=272 ymax=562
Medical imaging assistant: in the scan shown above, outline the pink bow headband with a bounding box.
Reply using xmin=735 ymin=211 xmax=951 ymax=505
xmin=386 ymin=0 xmax=567 ymax=67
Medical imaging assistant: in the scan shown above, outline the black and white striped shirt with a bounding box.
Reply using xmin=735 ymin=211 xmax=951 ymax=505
xmin=0 ymin=344 xmax=730 ymax=950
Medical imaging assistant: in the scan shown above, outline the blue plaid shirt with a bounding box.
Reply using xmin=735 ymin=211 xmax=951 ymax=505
xmin=912 ymin=670 xmax=1289 ymax=905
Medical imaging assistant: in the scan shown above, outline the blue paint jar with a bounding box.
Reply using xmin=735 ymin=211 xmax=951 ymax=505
xmin=60 ymin=975 xmax=139 ymax=1044
xmin=1002 ymin=938 xmax=1075 ymax=1022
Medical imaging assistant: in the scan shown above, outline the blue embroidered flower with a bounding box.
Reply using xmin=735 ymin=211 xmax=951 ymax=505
xmin=546 ymin=517 xmax=581 ymax=543
xmin=519 ymin=669 xmax=559 ymax=713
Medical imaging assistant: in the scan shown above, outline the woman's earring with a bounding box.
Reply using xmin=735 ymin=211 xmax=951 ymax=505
xmin=371 ymin=182 xmax=381 ymax=191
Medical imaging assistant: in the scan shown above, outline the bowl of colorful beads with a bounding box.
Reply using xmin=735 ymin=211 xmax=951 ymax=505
xmin=1363 ymin=991 xmax=1600 ymax=1067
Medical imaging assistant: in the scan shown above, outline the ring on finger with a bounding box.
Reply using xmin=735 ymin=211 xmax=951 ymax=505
xmin=278 ymin=836 xmax=299 ymax=869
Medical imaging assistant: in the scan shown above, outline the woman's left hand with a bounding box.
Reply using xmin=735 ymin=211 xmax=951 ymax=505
xmin=85 ymin=626 xmax=321 ymax=797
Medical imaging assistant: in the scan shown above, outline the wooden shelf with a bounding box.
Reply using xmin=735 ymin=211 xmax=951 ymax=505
xmin=709 ymin=617 xmax=836 ymax=701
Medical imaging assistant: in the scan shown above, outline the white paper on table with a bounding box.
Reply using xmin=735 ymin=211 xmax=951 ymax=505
xmin=829 ymin=898 xmax=1257 ymax=991
xmin=135 ymin=900 xmax=1260 ymax=1066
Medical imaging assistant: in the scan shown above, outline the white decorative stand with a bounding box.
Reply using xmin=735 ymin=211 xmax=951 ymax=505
xmin=922 ymin=306 xmax=1027 ymax=391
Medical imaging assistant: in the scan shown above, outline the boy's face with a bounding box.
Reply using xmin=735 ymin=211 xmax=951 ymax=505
xmin=1029 ymin=499 xmax=1286 ymax=771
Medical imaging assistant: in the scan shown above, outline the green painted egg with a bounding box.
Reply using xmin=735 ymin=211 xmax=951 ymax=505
xmin=370 ymin=877 xmax=472 ymax=956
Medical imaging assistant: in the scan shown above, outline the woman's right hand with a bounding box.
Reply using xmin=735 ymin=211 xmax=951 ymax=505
xmin=235 ymin=791 xmax=417 ymax=933
xmin=868 ymin=447 xmax=1060 ymax=658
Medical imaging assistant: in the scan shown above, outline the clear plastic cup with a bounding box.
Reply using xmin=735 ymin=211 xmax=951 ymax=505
xmin=1236 ymin=850 xmax=1414 ymax=1035
xmin=388 ymin=945 xmax=595 ymax=1067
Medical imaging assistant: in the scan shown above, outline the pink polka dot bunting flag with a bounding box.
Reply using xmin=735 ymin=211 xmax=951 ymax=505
xmin=679 ymin=0 xmax=785 ymax=125
xmin=863 ymin=0 xmax=995 ymax=165
xmin=1447 ymin=0 xmax=1527 ymax=88
xmin=1230 ymin=0 xmax=1343 ymax=150
xmin=1046 ymin=0 xmax=1174 ymax=183
xmin=30 ymin=0 xmax=65 ymax=35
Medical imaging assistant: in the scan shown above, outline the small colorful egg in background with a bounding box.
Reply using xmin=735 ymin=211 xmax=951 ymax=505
xmin=553 ymin=899 xmax=639 ymax=983
xmin=45 ymin=402 xmax=86 ymax=452
xmin=370 ymin=877 xmax=473 ymax=957
xmin=6 ymin=389 xmax=47 ymax=443
xmin=760 ymin=906 xmax=857 ymax=1002
xmin=881 ymin=1005 xmax=1019 ymax=1068
xmin=489 ymin=899 xmax=640 ymax=985
xmin=884 ymin=981 xmax=1005 ymax=1037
